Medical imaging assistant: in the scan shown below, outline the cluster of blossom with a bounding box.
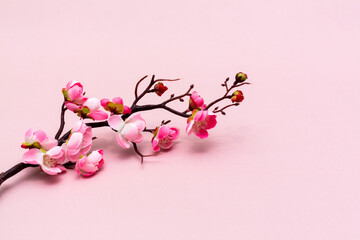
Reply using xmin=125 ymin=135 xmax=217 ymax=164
xmin=1 ymin=72 xmax=248 ymax=185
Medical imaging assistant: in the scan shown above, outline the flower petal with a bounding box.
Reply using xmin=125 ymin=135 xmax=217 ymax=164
xmin=65 ymin=102 xmax=81 ymax=112
xmin=88 ymin=110 xmax=108 ymax=121
xmin=194 ymin=110 xmax=208 ymax=122
xmin=41 ymin=165 xmax=62 ymax=175
xmin=108 ymin=115 xmax=124 ymax=131
xmin=33 ymin=129 xmax=47 ymax=143
xmin=24 ymin=128 xmax=35 ymax=143
xmin=23 ymin=149 xmax=43 ymax=165
xmin=67 ymin=132 xmax=83 ymax=150
xmin=112 ymin=97 xmax=124 ymax=104
xmin=125 ymin=113 xmax=146 ymax=131
xmin=195 ymin=128 xmax=209 ymax=139
xmin=206 ymin=115 xmax=217 ymax=129
xmin=100 ymin=98 xmax=110 ymax=108
xmin=116 ymin=133 xmax=131 ymax=148
xmin=186 ymin=121 xmax=194 ymax=135
xmin=169 ymin=127 xmax=180 ymax=140
xmin=157 ymin=126 xmax=170 ymax=140
xmin=41 ymin=137 xmax=58 ymax=151
xmin=152 ymin=138 xmax=160 ymax=152
xmin=84 ymin=98 xmax=100 ymax=112
xmin=122 ymin=123 xmax=141 ymax=141
xmin=67 ymin=84 xmax=83 ymax=101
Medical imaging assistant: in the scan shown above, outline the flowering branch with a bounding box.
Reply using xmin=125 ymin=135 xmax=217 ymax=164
xmin=0 ymin=72 xmax=249 ymax=188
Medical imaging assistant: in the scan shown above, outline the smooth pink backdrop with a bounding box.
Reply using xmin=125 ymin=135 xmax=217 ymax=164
xmin=1 ymin=0 xmax=360 ymax=239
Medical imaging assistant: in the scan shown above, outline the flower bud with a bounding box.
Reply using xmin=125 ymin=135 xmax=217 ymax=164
xmin=231 ymin=90 xmax=244 ymax=103
xmin=189 ymin=91 xmax=206 ymax=111
xmin=235 ymin=72 xmax=247 ymax=84
xmin=154 ymin=82 xmax=168 ymax=96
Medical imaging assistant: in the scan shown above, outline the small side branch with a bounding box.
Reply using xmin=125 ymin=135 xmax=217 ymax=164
xmin=55 ymin=102 xmax=67 ymax=140
xmin=205 ymin=81 xmax=250 ymax=110
xmin=134 ymin=75 xmax=148 ymax=99
xmin=132 ymin=143 xmax=152 ymax=164
xmin=213 ymin=103 xmax=240 ymax=115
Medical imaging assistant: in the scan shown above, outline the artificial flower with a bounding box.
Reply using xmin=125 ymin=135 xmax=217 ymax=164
xmin=62 ymin=81 xmax=87 ymax=105
xmin=108 ymin=113 xmax=146 ymax=148
xmin=101 ymin=97 xmax=131 ymax=115
xmin=21 ymin=128 xmax=58 ymax=151
xmin=63 ymin=120 xmax=92 ymax=163
xmin=75 ymin=150 xmax=104 ymax=176
xmin=67 ymin=98 xmax=109 ymax=120
xmin=151 ymin=125 xmax=179 ymax=151
xmin=186 ymin=110 xmax=217 ymax=139
xmin=23 ymin=146 xmax=66 ymax=175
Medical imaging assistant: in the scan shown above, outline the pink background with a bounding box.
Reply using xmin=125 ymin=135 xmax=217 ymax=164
xmin=1 ymin=0 xmax=360 ymax=239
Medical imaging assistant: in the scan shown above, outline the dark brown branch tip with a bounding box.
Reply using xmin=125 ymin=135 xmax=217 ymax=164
xmin=161 ymin=120 xmax=171 ymax=125
xmin=0 ymin=172 xmax=4 ymax=186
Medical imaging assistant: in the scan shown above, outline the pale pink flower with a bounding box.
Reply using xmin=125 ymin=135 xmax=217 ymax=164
xmin=21 ymin=128 xmax=58 ymax=151
xmin=23 ymin=146 xmax=66 ymax=175
xmin=186 ymin=110 xmax=217 ymax=139
xmin=62 ymin=81 xmax=87 ymax=105
xmin=63 ymin=121 xmax=92 ymax=163
xmin=108 ymin=113 xmax=146 ymax=148
xmin=189 ymin=91 xmax=206 ymax=110
xmin=75 ymin=150 xmax=104 ymax=176
xmin=151 ymin=126 xmax=179 ymax=152
xmin=101 ymin=97 xmax=131 ymax=115
xmin=67 ymin=98 xmax=109 ymax=121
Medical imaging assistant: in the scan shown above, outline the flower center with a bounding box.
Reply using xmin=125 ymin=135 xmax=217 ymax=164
xmin=43 ymin=155 xmax=57 ymax=167
xmin=195 ymin=120 xmax=206 ymax=130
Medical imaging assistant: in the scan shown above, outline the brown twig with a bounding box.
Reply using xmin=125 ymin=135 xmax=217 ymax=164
xmin=213 ymin=103 xmax=240 ymax=115
xmin=0 ymin=163 xmax=38 ymax=186
xmin=134 ymin=75 xmax=148 ymax=99
xmin=55 ymin=102 xmax=67 ymax=140
xmin=205 ymin=81 xmax=250 ymax=110
xmin=132 ymin=143 xmax=153 ymax=164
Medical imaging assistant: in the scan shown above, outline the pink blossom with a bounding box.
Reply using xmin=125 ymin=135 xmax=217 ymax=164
xmin=75 ymin=150 xmax=104 ymax=176
xmin=63 ymin=121 xmax=92 ymax=163
xmin=68 ymin=98 xmax=109 ymax=120
xmin=23 ymin=146 xmax=66 ymax=175
xmin=62 ymin=81 xmax=87 ymax=105
xmin=21 ymin=128 xmax=58 ymax=151
xmin=151 ymin=126 xmax=179 ymax=152
xmin=189 ymin=91 xmax=206 ymax=110
xmin=186 ymin=110 xmax=217 ymax=139
xmin=108 ymin=113 xmax=146 ymax=148
xmin=101 ymin=97 xmax=131 ymax=115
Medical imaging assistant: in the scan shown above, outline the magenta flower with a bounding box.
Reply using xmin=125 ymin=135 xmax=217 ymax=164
xmin=100 ymin=97 xmax=131 ymax=115
xmin=63 ymin=81 xmax=87 ymax=106
xmin=189 ymin=91 xmax=206 ymax=110
xmin=23 ymin=146 xmax=66 ymax=175
xmin=186 ymin=110 xmax=217 ymax=139
xmin=75 ymin=150 xmax=104 ymax=176
xmin=21 ymin=128 xmax=58 ymax=151
xmin=67 ymin=98 xmax=109 ymax=120
xmin=63 ymin=121 xmax=92 ymax=163
xmin=108 ymin=113 xmax=146 ymax=148
xmin=151 ymin=126 xmax=179 ymax=152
